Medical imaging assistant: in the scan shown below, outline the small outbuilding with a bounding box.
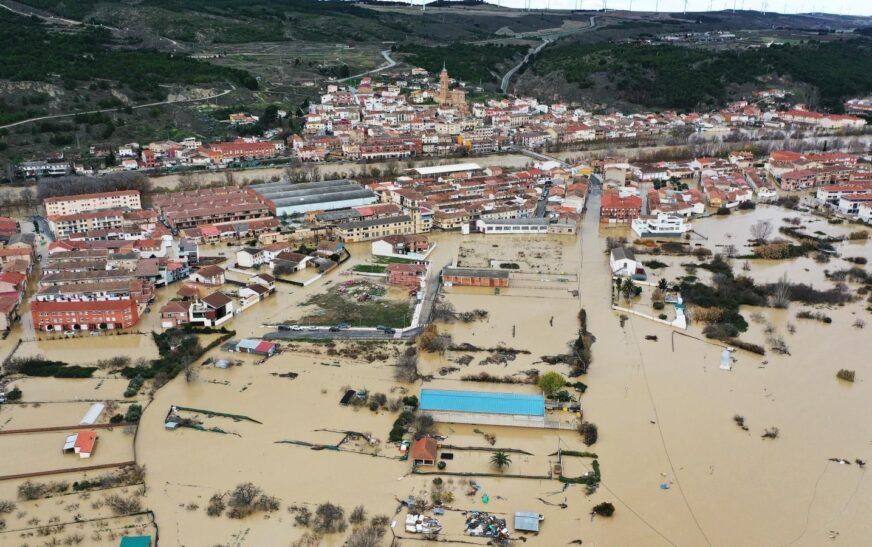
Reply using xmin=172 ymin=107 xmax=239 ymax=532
xmin=119 ymin=536 xmax=152 ymax=547
xmin=235 ymin=339 xmax=277 ymax=356
xmin=514 ymin=512 xmax=543 ymax=533
xmin=410 ymin=437 xmax=438 ymax=466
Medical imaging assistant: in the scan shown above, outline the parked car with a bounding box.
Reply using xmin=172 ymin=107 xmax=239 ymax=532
xmin=329 ymin=326 xmax=340 ymax=332
xmin=337 ymin=322 xmax=350 ymax=330
xmin=308 ymin=326 xmax=319 ymax=331
xmin=63 ymin=330 xmax=76 ymax=337
xmin=290 ymin=325 xmax=303 ymax=331
xmin=383 ymin=328 xmax=397 ymax=335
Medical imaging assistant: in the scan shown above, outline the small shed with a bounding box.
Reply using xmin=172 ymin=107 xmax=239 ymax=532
xmin=410 ymin=437 xmax=438 ymax=466
xmin=119 ymin=536 xmax=152 ymax=547
xmin=80 ymin=403 xmax=105 ymax=425
xmin=514 ymin=512 xmax=543 ymax=532
xmin=235 ymin=339 xmax=277 ymax=356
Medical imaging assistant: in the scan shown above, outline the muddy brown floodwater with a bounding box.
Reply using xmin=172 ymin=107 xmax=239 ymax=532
xmin=2 ymin=191 xmax=871 ymax=546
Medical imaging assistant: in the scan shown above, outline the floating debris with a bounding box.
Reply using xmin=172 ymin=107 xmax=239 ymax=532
xmin=465 ymin=511 xmax=510 ymax=541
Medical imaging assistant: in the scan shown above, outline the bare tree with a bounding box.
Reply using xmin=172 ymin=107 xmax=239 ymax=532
xmin=394 ymin=348 xmax=419 ymax=383
xmin=770 ymin=274 xmax=790 ymax=309
xmin=750 ymin=220 xmax=773 ymax=243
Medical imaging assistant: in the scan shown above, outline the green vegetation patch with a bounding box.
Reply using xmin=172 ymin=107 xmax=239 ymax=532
xmin=533 ymin=39 xmax=872 ymax=111
xmin=397 ymin=42 xmax=526 ymax=84
xmin=0 ymin=10 xmax=257 ymax=98
xmin=300 ymin=282 xmax=410 ymax=328
xmin=351 ymin=264 xmax=386 ymax=274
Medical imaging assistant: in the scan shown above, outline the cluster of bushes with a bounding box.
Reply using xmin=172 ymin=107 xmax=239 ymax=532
xmin=642 ymin=260 xmax=667 ymax=269
xmin=796 ymin=310 xmax=832 ymax=324
xmin=206 ymin=483 xmax=279 ymax=520
xmin=124 ymin=376 xmax=144 ymax=398
xmin=72 ymin=465 xmax=145 ymax=493
xmin=4 ymin=356 xmax=96 ymax=378
xmin=18 ymin=480 xmax=69 ymax=501
xmin=124 ymin=404 xmax=143 ymax=424
xmin=4 ymin=386 xmax=21 ymax=401
xmin=119 ymin=328 xmax=234 ymax=383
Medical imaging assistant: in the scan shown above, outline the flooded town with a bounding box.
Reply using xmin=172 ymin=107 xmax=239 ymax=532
xmin=1 ymin=53 xmax=872 ymax=547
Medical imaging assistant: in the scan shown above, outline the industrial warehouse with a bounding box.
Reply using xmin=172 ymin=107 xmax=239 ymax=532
xmin=419 ymin=389 xmax=549 ymax=429
xmin=250 ymin=179 xmax=377 ymax=216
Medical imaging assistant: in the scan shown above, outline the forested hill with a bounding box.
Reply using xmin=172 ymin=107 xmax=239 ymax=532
xmin=528 ymin=38 xmax=872 ymax=112
xmin=9 ymin=0 xmax=579 ymax=43
xmin=0 ymin=10 xmax=257 ymax=99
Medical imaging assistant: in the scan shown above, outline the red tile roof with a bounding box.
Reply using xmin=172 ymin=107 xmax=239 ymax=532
xmin=74 ymin=430 xmax=97 ymax=454
xmin=411 ymin=437 xmax=438 ymax=462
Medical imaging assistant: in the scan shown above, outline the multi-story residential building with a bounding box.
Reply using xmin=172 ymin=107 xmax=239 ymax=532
xmin=47 ymin=209 xmax=127 ymax=239
xmin=600 ymin=190 xmax=642 ymax=224
xmin=43 ymin=190 xmax=141 ymax=217
xmin=30 ymin=283 xmax=142 ymax=331
xmin=335 ymin=215 xmax=415 ymax=243
xmin=151 ymin=187 xmax=274 ymax=229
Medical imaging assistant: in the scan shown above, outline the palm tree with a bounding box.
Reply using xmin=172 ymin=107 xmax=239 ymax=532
xmin=490 ymin=451 xmax=511 ymax=471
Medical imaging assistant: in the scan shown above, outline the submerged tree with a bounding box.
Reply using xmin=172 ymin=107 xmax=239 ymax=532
xmin=490 ymin=451 xmax=512 ymax=471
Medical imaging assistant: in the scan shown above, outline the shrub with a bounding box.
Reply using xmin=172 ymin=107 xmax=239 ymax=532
xmin=124 ymin=376 xmax=144 ymax=398
xmin=124 ymin=404 xmax=143 ymax=424
xmin=388 ymin=410 xmax=415 ymax=442
xmin=401 ymin=395 xmax=419 ymax=409
xmin=206 ymin=494 xmax=225 ymax=517
xmin=653 ymin=301 xmax=665 ymax=310
xmin=437 ymin=461 xmax=446 ymax=470
xmin=643 ymin=260 xmax=667 ymax=269
xmin=349 ymin=505 xmax=367 ymax=524
xmin=104 ymin=494 xmax=142 ymax=515
xmin=579 ymin=421 xmax=598 ymax=446
xmin=836 ymin=369 xmax=855 ymax=382
xmin=110 ymin=414 xmax=124 ymax=424
xmin=592 ymin=502 xmax=615 ymax=517
xmin=0 ymin=501 xmax=15 ymax=514
xmin=313 ymin=502 xmax=346 ymax=534
xmin=658 ymin=313 xmax=668 ymax=320
xmin=5 ymin=386 xmax=21 ymax=401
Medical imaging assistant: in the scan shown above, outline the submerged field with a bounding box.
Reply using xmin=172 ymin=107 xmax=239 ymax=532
xmin=1 ymin=198 xmax=871 ymax=545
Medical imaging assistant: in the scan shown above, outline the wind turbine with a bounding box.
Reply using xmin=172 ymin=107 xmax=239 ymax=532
xmin=684 ymin=0 xmax=688 ymax=14
xmin=762 ymin=0 xmax=768 ymax=15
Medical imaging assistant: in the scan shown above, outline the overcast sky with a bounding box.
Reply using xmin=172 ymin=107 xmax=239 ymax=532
xmin=400 ymin=0 xmax=872 ymax=17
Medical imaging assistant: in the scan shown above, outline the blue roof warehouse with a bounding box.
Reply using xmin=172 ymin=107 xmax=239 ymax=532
xmin=420 ymin=389 xmax=548 ymax=429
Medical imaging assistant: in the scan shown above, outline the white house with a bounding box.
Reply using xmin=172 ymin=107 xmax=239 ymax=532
xmin=609 ymin=247 xmax=637 ymax=277
xmin=236 ymin=247 xmax=267 ymax=268
xmin=189 ymin=265 xmax=225 ymax=286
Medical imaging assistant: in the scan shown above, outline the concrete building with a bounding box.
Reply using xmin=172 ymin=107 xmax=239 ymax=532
xmin=151 ymin=187 xmax=273 ymax=230
xmin=336 ymin=215 xmax=414 ymax=243
xmin=420 ymin=389 xmax=546 ymax=428
xmin=48 ymin=209 xmax=127 ymax=239
xmin=475 ymin=218 xmax=549 ymax=234
xmin=43 ymin=190 xmax=141 ymax=217
xmin=442 ymin=267 xmax=509 ymax=288
xmin=251 ymin=179 xmax=377 ymax=217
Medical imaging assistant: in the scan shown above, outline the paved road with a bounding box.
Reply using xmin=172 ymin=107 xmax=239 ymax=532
xmin=500 ymin=38 xmax=550 ymax=95
xmin=338 ymin=50 xmax=397 ymax=83
xmin=500 ymin=15 xmax=597 ymax=95
xmin=0 ymin=88 xmax=233 ymax=131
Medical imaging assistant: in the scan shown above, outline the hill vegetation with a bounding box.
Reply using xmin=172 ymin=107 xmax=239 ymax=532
xmin=531 ymin=38 xmax=872 ymax=111
xmin=397 ymin=43 xmax=526 ymax=84
xmin=0 ymin=11 xmax=257 ymax=98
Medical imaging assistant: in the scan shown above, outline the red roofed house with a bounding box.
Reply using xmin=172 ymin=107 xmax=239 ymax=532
xmin=600 ymin=190 xmax=642 ymax=224
xmin=32 ymin=298 xmax=140 ymax=332
xmin=387 ymin=263 xmax=427 ymax=288
xmin=73 ymin=430 xmax=97 ymax=458
xmin=411 ymin=437 xmax=438 ymax=466
xmin=159 ymin=300 xmax=191 ymax=328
